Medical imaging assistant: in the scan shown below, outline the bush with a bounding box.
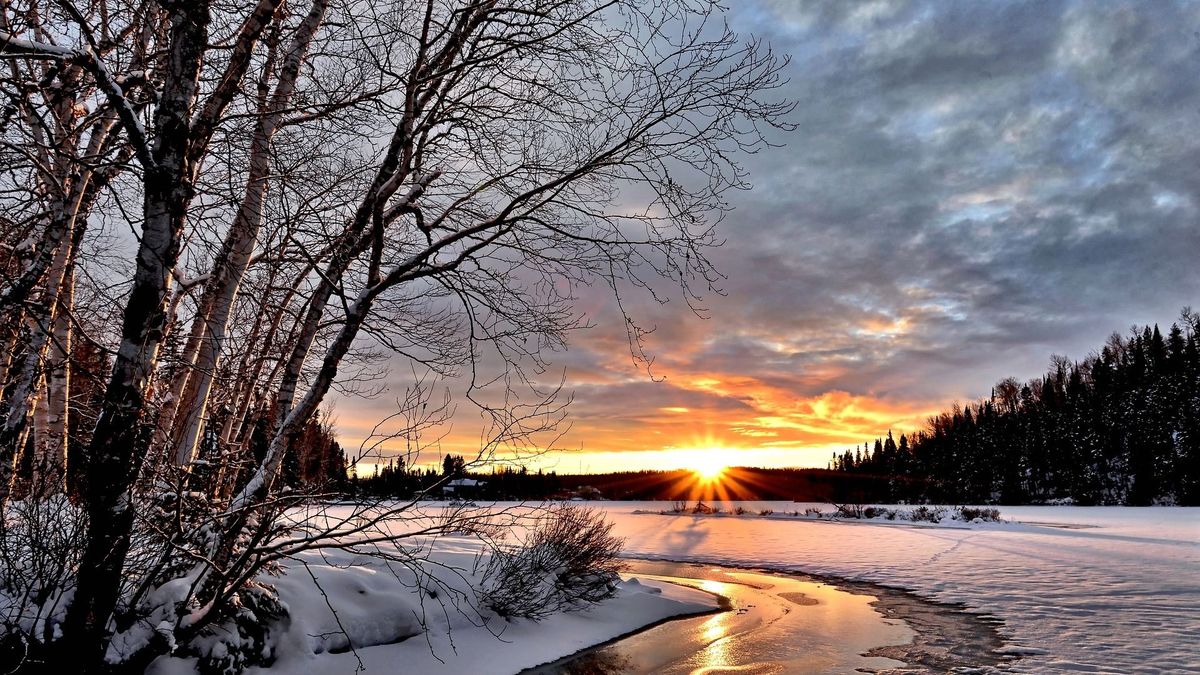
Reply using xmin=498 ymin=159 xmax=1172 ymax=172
xmin=834 ymin=503 xmax=865 ymax=518
xmin=862 ymin=506 xmax=898 ymax=520
xmin=957 ymin=507 xmax=1001 ymax=522
xmin=669 ymin=500 xmax=688 ymax=513
xmin=759 ymin=509 xmax=774 ymax=516
xmin=803 ymin=507 xmax=822 ymax=517
xmin=190 ymin=584 xmax=287 ymax=675
xmin=479 ymin=506 xmax=624 ymax=620
xmin=733 ymin=506 xmax=748 ymax=515
xmin=691 ymin=501 xmax=713 ymax=514
xmin=911 ymin=506 xmax=947 ymax=523
xmin=0 ymin=494 xmax=86 ymax=666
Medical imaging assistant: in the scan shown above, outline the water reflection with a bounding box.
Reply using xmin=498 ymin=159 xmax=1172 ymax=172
xmin=523 ymin=561 xmax=914 ymax=675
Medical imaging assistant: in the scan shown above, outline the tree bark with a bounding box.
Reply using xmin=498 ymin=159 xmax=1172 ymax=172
xmin=0 ymin=208 xmax=80 ymax=502
xmin=37 ymin=263 xmax=72 ymax=494
xmin=60 ymin=4 xmax=213 ymax=663
xmin=171 ymin=0 xmax=330 ymax=468
xmin=60 ymin=0 xmax=290 ymax=662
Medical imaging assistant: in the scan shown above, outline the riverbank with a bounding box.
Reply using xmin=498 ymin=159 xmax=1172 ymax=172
xmin=146 ymin=502 xmax=1197 ymax=673
xmin=527 ymin=559 xmax=1013 ymax=674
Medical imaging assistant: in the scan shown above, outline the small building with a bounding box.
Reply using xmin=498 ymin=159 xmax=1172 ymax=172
xmin=441 ymin=477 xmax=486 ymax=499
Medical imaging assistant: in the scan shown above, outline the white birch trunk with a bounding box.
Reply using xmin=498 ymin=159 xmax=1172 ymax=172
xmin=171 ymin=0 xmax=330 ymax=467
xmin=1 ymin=209 xmax=78 ymax=500
xmin=37 ymin=264 xmax=72 ymax=494
xmin=153 ymin=295 xmax=209 ymax=451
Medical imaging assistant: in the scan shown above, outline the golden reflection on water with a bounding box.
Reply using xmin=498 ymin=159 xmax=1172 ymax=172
xmin=701 ymin=615 xmax=727 ymax=643
xmin=696 ymin=579 xmax=732 ymax=647
xmin=541 ymin=566 xmax=913 ymax=675
xmin=690 ymin=579 xmax=748 ymax=675
xmin=693 ymin=618 xmax=731 ymax=675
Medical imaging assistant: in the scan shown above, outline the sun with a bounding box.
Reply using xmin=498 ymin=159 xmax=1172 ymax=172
xmin=691 ymin=452 xmax=728 ymax=481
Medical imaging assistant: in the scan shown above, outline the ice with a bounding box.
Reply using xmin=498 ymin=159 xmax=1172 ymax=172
xmin=597 ymin=502 xmax=1200 ymax=674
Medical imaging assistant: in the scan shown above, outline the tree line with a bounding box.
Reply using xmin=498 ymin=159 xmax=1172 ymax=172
xmin=833 ymin=311 xmax=1200 ymax=505
xmin=355 ymin=465 xmax=895 ymax=502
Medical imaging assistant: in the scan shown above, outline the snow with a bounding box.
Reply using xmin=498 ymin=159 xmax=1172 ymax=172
xmin=147 ymin=502 xmax=1196 ymax=674
xmin=147 ymin=526 xmax=715 ymax=675
xmin=0 ymin=30 xmax=78 ymax=58
xmin=596 ymin=502 xmax=1200 ymax=674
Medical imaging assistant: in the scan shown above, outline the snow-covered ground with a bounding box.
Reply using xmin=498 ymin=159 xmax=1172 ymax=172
xmin=598 ymin=502 xmax=1200 ymax=674
xmin=147 ymin=514 xmax=716 ymax=675
xmin=148 ymin=502 xmax=1196 ymax=674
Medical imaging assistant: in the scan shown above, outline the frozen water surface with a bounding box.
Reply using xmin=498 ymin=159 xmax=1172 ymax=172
xmin=595 ymin=502 xmax=1200 ymax=674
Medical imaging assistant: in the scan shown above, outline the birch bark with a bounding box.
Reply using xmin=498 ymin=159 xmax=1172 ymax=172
xmin=170 ymin=0 xmax=331 ymax=468
xmin=62 ymin=2 xmax=289 ymax=661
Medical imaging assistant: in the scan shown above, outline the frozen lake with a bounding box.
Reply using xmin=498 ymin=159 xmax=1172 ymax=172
xmin=586 ymin=502 xmax=1200 ymax=673
xmin=150 ymin=501 xmax=1195 ymax=675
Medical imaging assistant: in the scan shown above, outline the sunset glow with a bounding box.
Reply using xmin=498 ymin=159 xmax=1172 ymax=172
xmin=326 ymin=0 xmax=1199 ymax=478
xmin=333 ymin=387 xmax=945 ymax=474
xmin=690 ymin=451 xmax=728 ymax=481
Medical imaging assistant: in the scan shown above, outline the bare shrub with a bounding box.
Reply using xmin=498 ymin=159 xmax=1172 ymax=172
xmin=911 ymin=506 xmax=947 ymax=523
xmin=759 ymin=509 xmax=774 ymax=516
xmin=479 ymin=506 xmax=625 ymax=620
xmin=0 ymin=495 xmax=86 ymax=660
xmin=833 ymin=503 xmax=865 ymax=519
xmin=733 ymin=506 xmax=748 ymax=515
xmin=803 ymin=507 xmax=823 ymax=517
xmin=957 ymin=507 xmax=1001 ymax=522
xmin=670 ymin=500 xmax=688 ymax=514
xmin=863 ymin=506 xmax=898 ymax=520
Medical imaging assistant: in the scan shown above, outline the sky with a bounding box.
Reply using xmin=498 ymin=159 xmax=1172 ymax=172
xmin=338 ymin=0 xmax=1200 ymax=474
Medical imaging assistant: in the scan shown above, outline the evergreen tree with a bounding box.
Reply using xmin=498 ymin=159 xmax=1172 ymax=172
xmin=833 ymin=310 xmax=1200 ymax=505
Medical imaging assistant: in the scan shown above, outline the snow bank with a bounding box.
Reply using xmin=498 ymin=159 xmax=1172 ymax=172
xmin=147 ymin=529 xmax=716 ymax=675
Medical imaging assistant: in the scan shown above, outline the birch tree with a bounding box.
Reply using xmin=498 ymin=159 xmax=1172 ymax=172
xmin=1 ymin=0 xmax=791 ymax=670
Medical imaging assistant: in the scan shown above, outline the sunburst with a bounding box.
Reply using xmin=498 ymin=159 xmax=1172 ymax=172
xmin=691 ymin=451 xmax=728 ymax=482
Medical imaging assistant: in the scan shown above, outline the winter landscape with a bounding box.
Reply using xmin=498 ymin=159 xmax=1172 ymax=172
xmin=2 ymin=0 xmax=1198 ymax=673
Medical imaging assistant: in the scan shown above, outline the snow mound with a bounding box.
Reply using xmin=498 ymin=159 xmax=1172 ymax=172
xmin=148 ymin=529 xmax=716 ymax=675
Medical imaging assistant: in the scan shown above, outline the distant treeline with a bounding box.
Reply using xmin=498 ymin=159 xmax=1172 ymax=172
xmin=352 ymin=454 xmax=455 ymax=497
xmin=353 ymin=460 xmax=894 ymax=503
xmin=834 ymin=312 xmax=1200 ymax=506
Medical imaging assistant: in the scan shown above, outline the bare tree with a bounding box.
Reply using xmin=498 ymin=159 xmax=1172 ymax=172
xmin=1 ymin=0 xmax=791 ymax=670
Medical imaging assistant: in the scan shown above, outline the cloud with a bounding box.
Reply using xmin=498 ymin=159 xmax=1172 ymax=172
xmin=335 ymin=0 xmax=1200 ymax=472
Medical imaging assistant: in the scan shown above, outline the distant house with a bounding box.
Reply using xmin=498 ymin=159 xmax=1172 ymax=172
xmin=441 ymin=478 xmax=485 ymax=499
xmin=550 ymin=484 xmax=605 ymax=501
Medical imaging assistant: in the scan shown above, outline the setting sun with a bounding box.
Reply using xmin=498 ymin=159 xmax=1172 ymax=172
xmin=691 ymin=452 xmax=728 ymax=481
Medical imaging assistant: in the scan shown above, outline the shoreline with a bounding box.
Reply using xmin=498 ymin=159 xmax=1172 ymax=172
xmin=526 ymin=557 xmax=1017 ymax=674
xmin=821 ymin=574 xmax=1013 ymax=673
xmin=519 ymin=589 xmax=730 ymax=675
